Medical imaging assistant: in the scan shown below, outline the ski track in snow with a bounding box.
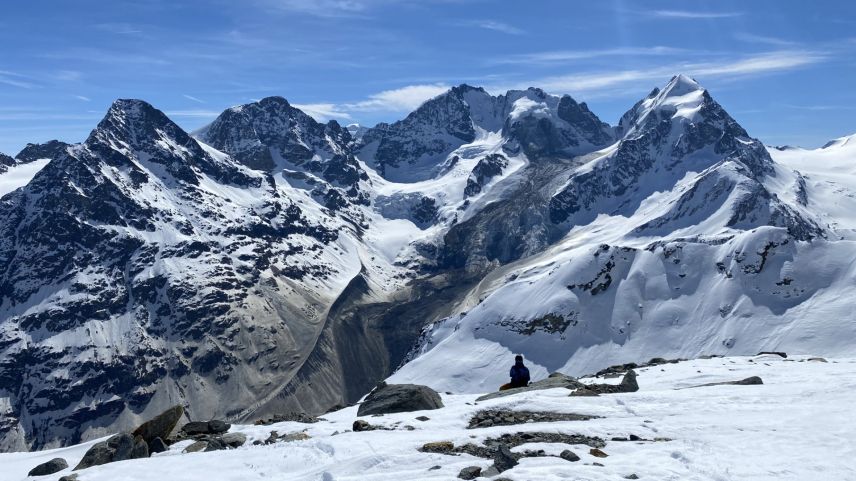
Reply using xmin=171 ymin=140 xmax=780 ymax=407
xmin=2 ymin=355 xmax=854 ymax=481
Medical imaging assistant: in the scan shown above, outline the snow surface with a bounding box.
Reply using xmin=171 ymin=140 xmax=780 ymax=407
xmin=2 ymin=355 xmax=853 ymax=480
xmin=769 ymin=136 xmax=856 ymax=236
xmin=0 ymin=159 xmax=49 ymax=198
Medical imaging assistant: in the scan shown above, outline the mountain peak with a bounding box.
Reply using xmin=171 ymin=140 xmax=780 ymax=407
xmin=663 ymin=74 xmax=703 ymax=97
xmin=257 ymin=96 xmax=291 ymax=108
xmin=15 ymin=140 xmax=70 ymax=164
xmin=450 ymin=84 xmax=484 ymax=96
xmin=93 ymin=99 xmax=179 ymax=142
xmin=104 ymin=98 xmax=161 ymax=122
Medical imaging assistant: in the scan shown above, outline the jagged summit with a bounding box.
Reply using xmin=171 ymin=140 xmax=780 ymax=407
xmin=663 ymin=74 xmax=703 ymax=96
xmin=14 ymin=140 xmax=69 ymax=164
xmin=359 ymin=84 xmax=613 ymax=181
xmin=198 ymin=96 xmax=368 ymax=210
xmin=89 ymin=98 xmax=196 ymax=151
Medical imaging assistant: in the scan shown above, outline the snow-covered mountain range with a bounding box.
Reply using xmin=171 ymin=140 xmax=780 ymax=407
xmin=1 ymin=75 xmax=854 ymax=452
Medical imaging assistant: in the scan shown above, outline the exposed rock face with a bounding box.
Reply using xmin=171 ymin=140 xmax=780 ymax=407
xmin=359 ymin=84 xmax=613 ymax=182
xmin=0 ymin=99 xmax=342 ymax=451
xmin=74 ymin=433 xmax=148 ymax=470
xmin=181 ymin=420 xmax=230 ymax=436
xmin=197 ymin=96 xmax=369 ymax=214
xmin=360 ymin=85 xmax=481 ymax=182
xmin=356 ymin=383 xmax=443 ymax=416
xmin=28 ymin=457 xmax=68 ymax=476
xmin=464 ymin=154 xmax=508 ymax=198
xmin=0 ymin=153 xmax=15 ymax=174
xmin=14 ymin=140 xmax=70 ymax=164
xmin=132 ymin=405 xmax=184 ymax=445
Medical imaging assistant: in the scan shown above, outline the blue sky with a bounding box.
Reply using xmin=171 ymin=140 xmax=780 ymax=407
xmin=1 ymin=0 xmax=854 ymax=155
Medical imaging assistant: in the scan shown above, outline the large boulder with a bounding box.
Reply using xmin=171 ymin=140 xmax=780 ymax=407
xmin=686 ymin=376 xmax=763 ymax=389
xmin=492 ymin=444 xmax=518 ymax=473
xmin=149 ymin=437 xmax=168 ymax=454
xmin=132 ymin=405 xmax=184 ymax=445
xmin=220 ymin=432 xmax=247 ymax=448
xmin=28 ymin=457 xmax=68 ymax=476
xmin=571 ymin=370 xmax=639 ymax=396
xmin=357 ymin=382 xmax=443 ymax=416
xmin=476 ymin=373 xmax=585 ymax=401
xmin=74 ymin=433 xmax=148 ymax=470
xmin=181 ymin=420 xmax=231 ymax=436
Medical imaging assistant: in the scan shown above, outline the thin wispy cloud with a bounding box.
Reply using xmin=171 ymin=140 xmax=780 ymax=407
xmin=494 ymin=50 xmax=827 ymax=98
xmin=457 ymin=19 xmax=524 ymax=35
xmin=95 ymin=22 xmax=143 ymax=35
xmin=0 ymin=70 xmax=36 ymax=89
xmin=651 ymin=10 xmax=743 ymax=19
xmin=343 ymin=83 xmax=450 ymax=112
xmin=734 ymin=33 xmax=798 ymax=47
xmin=490 ymin=46 xmax=683 ymax=65
xmin=41 ymin=48 xmax=170 ymax=66
xmin=256 ymin=0 xmax=369 ymax=18
xmin=74 ymin=95 xmax=91 ymax=102
xmin=183 ymin=94 xmax=206 ymax=104
xmin=293 ymin=103 xmax=353 ymax=121
xmin=780 ymin=103 xmax=856 ymax=111
xmin=0 ymin=112 xmax=100 ymax=121
xmin=55 ymin=70 xmax=83 ymax=82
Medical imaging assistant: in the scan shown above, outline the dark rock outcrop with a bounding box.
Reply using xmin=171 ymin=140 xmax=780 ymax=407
xmin=560 ymin=449 xmax=580 ymax=462
xmin=685 ymin=376 xmax=763 ymax=389
xmin=468 ymin=409 xmax=597 ymax=429
xmin=132 ymin=405 xmax=184 ymax=445
xmin=356 ymin=382 xmax=443 ymax=416
xmin=492 ymin=444 xmax=518 ymax=473
xmin=476 ymin=372 xmax=584 ymax=401
xmin=27 ymin=457 xmax=68 ymax=476
xmin=73 ymin=433 xmax=147 ymax=470
xmin=181 ymin=420 xmax=231 ymax=436
xmin=458 ymin=466 xmax=482 ymax=480
xmin=571 ymin=370 xmax=639 ymax=396
xmin=149 ymin=437 xmax=168 ymax=454
xmin=254 ymin=412 xmax=319 ymax=425
xmin=14 ymin=140 xmax=70 ymax=164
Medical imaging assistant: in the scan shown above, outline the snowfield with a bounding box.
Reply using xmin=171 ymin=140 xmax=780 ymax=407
xmin=0 ymin=159 xmax=49 ymax=198
xmin=2 ymin=355 xmax=854 ymax=481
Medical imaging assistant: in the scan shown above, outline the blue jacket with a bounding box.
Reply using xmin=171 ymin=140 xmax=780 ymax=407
xmin=509 ymin=362 xmax=530 ymax=386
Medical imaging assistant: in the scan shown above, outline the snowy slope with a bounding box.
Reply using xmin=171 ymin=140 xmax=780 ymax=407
xmin=1 ymin=355 xmax=853 ymax=481
xmin=0 ymin=159 xmax=50 ymax=198
xmin=768 ymin=134 xmax=856 ymax=236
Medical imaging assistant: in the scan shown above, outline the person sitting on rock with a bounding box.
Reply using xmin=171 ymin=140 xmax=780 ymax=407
xmin=500 ymin=354 xmax=530 ymax=390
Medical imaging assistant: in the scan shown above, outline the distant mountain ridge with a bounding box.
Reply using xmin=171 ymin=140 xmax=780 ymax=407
xmin=1 ymin=75 xmax=854 ymax=452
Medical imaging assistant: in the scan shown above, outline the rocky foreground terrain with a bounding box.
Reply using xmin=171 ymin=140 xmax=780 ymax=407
xmin=2 ymin=354 xmax=853 ymax=481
